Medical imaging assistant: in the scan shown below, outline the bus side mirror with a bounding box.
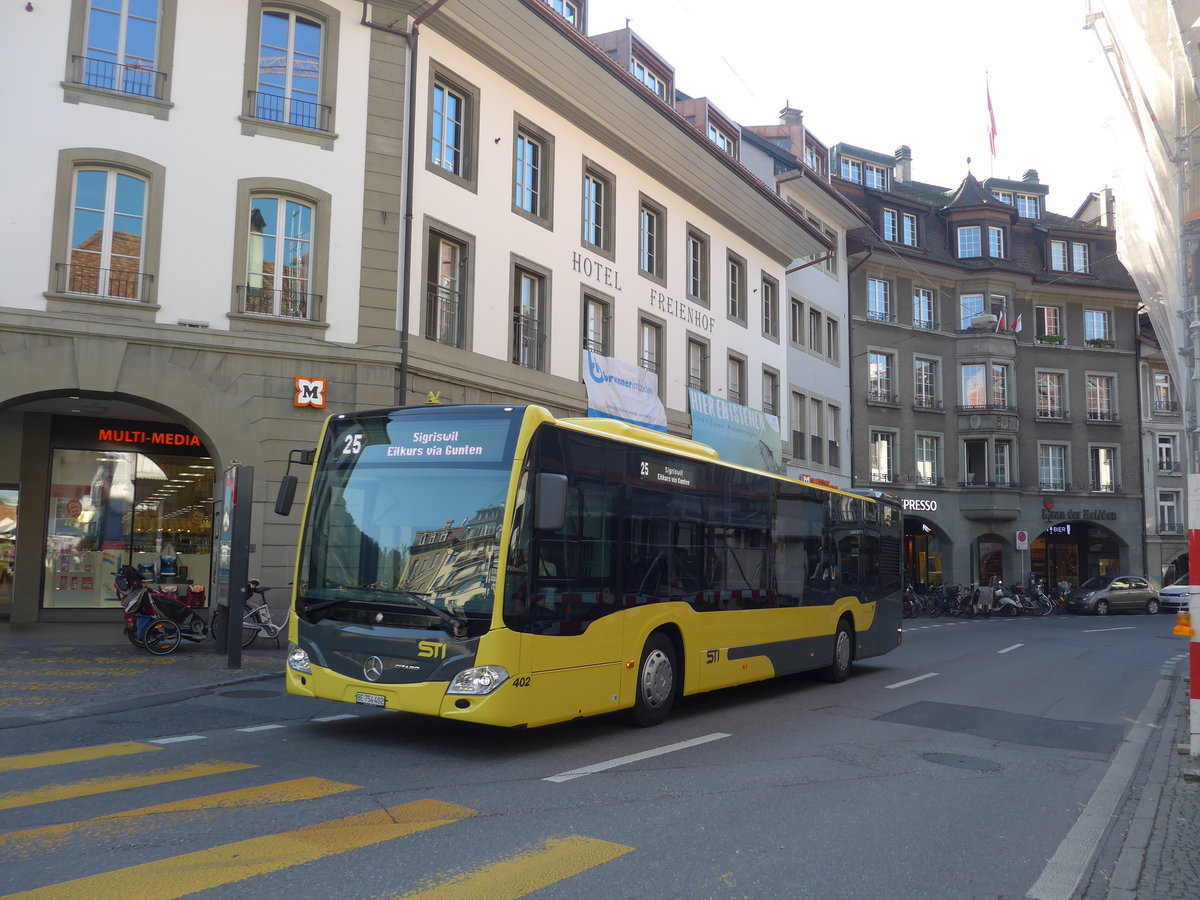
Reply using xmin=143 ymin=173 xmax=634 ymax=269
xmin=275 ymin=475 xmax=298 ymax=516
xmin=534 ymin=473 xmax=567 ymax=532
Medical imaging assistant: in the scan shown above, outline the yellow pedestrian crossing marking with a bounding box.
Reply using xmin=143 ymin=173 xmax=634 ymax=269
xmin=0 ymin=742 xmax=162 ymax=773
xmin=0 ymin=760 xmax=256 ymax=811
xmin=385 ymin=835 xmax=634 ymax=899
xmin=0 ymin=777 xmax=360 ymax=857
xmin=1 ymin=799 xmax=477 ymax=900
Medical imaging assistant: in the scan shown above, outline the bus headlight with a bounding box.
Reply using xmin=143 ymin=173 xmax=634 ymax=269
xmin=287 ymin=643 xmax=312 ymax=674
xmin=447 ymin=665 xmax=509 ymax=695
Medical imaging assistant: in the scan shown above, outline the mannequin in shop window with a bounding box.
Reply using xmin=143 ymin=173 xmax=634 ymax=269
xmin=159 ymin=540 xmax=178 ymax=580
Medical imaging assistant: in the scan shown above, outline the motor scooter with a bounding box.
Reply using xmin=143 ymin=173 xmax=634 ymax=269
xmin=990 ymin=579 xmax=1022 ymax=617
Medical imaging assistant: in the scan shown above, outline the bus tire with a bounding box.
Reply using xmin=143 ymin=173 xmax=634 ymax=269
xmin=823 ymin=618 xmax=854 ymax=683
xmin=621 ymin=632 xmax=677 ymax=727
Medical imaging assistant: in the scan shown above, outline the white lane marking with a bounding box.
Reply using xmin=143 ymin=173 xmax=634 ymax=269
xmin=313 ymin=714 xmax=359 ymax=722
xmin=1026 ymin=672 xmax=1171 ymax=900
xmin=544 ymin=732 xmax=731 ymax=783
xmin=236 ymin=724 xmax=287 ymax=733
xmin=884 ymin=673 xmax=939 ymax=689
xmin=148 ymin=735 xmax=205 ymax=744
xmin=1082 ymin=626 xmax=1137 ymax=633
xmin=998 ymin=643 xmax=1024 ymax=654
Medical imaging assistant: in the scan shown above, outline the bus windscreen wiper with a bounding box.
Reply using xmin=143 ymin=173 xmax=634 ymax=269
xmin=327 ymin=587 xmax=467 ymax=638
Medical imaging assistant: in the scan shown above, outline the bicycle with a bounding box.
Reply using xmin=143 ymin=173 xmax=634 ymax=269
xmin=240 ymin=580 xmax=288 ymax=648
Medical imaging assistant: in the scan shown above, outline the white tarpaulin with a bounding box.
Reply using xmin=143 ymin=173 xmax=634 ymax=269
xmin=582 ymin=351 xmax=667 ymax=431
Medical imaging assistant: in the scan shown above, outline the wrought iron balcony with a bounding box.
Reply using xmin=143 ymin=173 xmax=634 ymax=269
xmin=1154 ymin=400 xmax=1180 ymax=413
xmin=70 ymin=55 xmax=166 ymax=99
xmin=512 ymin=313 xmax=545 ymax=369
xmin=960 ymin=480 xmax=1018 ymax=489
xmin=913 ymin=397 xmax=943 ymax=411
xmin=867 ymin=388 xmax=898 ymax=404
xmin=56 ymin=262 xmax=153 ymax=302
xmin=867 ymin=310 xmax=896 ymax=324
xmin=425 ymin=286 xmax=462 ymax=346
xmin=238 ymin=284 xmax=322 ymax=319
xmin=246 ymin=90 xmax=332 ymax=131
xmin=1086 ymin=409 xmax=1118 ymax=423
xmin=1036 ymin=407 xmax=1068 ymax=420
xmin=1158 ymin=522 xmax=1186 ymax=534
xmin=912 ymin=318 xmax=940 ymax=331
xmin=1089 ymin=481 xmax=1119 ymax=493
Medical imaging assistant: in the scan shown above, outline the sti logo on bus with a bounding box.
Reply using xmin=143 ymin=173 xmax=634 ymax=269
xmin=418 ymin=640 xmax=446 ymax=659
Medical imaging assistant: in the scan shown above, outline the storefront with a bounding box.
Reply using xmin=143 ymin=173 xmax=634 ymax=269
xmin=41 ymin=418 xmax=213 ymax=610
xmin=1031 ymin=521 xmax=1121 ymax=593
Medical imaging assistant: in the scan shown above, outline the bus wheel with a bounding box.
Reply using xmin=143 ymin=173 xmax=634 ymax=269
xmin=823 ymin=618 xmax=853 ymax=683
xmin=622 ymin=632 xmax=677 ymax=727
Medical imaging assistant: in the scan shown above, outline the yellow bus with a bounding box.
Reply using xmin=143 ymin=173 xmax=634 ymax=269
xmin=283 ymin=404 xmax=902 ymax=727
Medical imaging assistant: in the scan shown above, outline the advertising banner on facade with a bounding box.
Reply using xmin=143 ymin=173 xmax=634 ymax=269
xmin=582 ymin=351 xmax=667 ymax=431
xmin=688 ymin=388 xmax=782 ymax=472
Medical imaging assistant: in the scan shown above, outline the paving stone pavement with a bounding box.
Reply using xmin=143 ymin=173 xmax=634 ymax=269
xmin=0 ymin=620 xmax=284 ymax=729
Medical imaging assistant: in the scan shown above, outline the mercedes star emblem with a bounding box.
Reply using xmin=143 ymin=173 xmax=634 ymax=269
xmin=363 ymin=656 xmax=384 ymax=682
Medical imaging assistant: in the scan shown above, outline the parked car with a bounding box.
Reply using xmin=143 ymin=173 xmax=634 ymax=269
xmin=1158 ymin=572 xmax=1194 ymax=614
xmin=1065 ymin=575 xmax=1160 ymax=616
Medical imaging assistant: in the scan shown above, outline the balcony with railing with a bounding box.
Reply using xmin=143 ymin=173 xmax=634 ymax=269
xmin=56 ymin=262 xmax=153 ymax=302
xmin=867 ymin=387 xmax=898 ymax=405
xmin=1036 ymin=406 xmax=1069 ymax=421
xmin=728 ymin=388 xmax=744 ymax=405
xmin=1157 ymin=460 xmax=1181 ymax=474
xmin=1158 ymin=521 xmax=1186 ymax=534
xmin=1154 ymin=400 xmax=1181 ymax=414
xmin=1039 ymin=480 xmax=1068 ymax=492
xmin=246 ymin=91 xmax=332 ymax=132
xmin=912 ymin=318 xmax=940 ymax=331
xmin=425 ymin=286 xmax=462 ymax=346
xmin=1085 ymin=409 xmax=1118 ymax=423
xmin=687 ymin=373 xmax=707 ymax=391
xmin=70 ymin=55 xmax=167 ymax=99
xmin=866 ymin=309 xmax=897 ymax=324
xmin=1089 ymin=481 xmax=1120 ymax=493
xmin=913 ymin=397 xmax=944 ymax=412
xmin=955 ymin=403 xmax=1018 ymax=415
xmin=238 ymin=284 xmax=322 ymax=319
xmin=959 ymin=479 xmax=1018 ymax=489
xmin=512 ymin=313 xmax=545 ymax=369
xmin=915 ymin=474 xmax=943 ymax=486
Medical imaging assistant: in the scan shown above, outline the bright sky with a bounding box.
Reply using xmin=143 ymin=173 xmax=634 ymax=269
xmin=586 ymin=0 xmax=1122 ymax=216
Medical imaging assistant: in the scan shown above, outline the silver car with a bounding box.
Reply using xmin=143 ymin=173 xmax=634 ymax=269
xmin=1158 ymin=577 xmax=1194 ymax=614
xmin=1066 ymin=575 xmax=1160 ymax=616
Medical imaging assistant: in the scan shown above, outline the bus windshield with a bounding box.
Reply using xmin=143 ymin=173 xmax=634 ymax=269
xmin=295 ymin=407 xmax=521 ymax=627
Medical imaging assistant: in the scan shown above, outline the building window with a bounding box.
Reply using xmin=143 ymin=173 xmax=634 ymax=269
xmin=432 ymin=81 xmax=467 ymax=176
xmin=1072 ymin=242 xmax=1090 ymax=273
xmin=914 ymin=288 xmax=936 ymax=329
xmin=65 ymin=166 xmax=149 ymax=302
xmin=988 ymin=226 xmax=1005 ymax=258
xmin=541 ymin=0 xmax=579 ymax=26
xmin=244 ymin=195 xmax=315 ymax=318
xmin=708 ymin=123 xmax=736 ymax=155
xmin=582 ymin=161 xmax=614 ymax=256
xmin=791 ymin=391 xmax=806 ymax=459
xmin=763 ymin=369 xmax=779 ymax=416
xmin=1036 ymin=305 xmax=1062 ymax=338
xmin=1085 ymin=309 xmax=1111 ymax=342
xmin=809 ymin=397 xmax=825 ymax=463
xmin=1159 ymin=491 xmax=1181 ymax=531
xmin=1016 ymin=194 xmax=1039 ymax=218
xmin=902 ymin=213 xmax=918 ymax=246
xmin=992 ymin=189 xmax=1013 ymax=205
xmin=762 ymin=275 xmax=779 ymax=338
xmin=1154 ymin=373 xmax=1177 ymax=412
xmin=512 ymin=118 xmax=554 ymax=226
xmin=687 ymin=338 xmax=709 ymax=391
xmin=1090 ymin=446 xmax=1117 ymax=492
xmin=864 ymin=163 xmax=887 ymax=190
xmin=631 ymin=56 xmax=668 ymax=100
xmin=882 ymin=209 xmax=898 ymax=242
xmin=727 ymin=356 xmax=745 ymax=405
xmin=825 ymin=317 xmax=840 ymax=362
xmin=639 ymin=317 xmax=663 ymax=385
xmin=916 ymin=435 xmax=941 ymax=485
xmin=1087 ymin=374 xmax=1115 ymax=421
xmin=1158 ymin=434 xmax=1179 ymax=472
xmin=868 ymin=352 xmax=894 ymax=403
xmin=253 ymin=9 xmax=324 ymax=129
xmin=827 ymin=406 xmax=841 ymax=467
xmin=512 ymin=265 xmax=546 ymax=370
xmin=790 ymin=298 xmax=804 ymax=345
xmin=870 ymin=430 xmax=896 ymax=482
xmin=867 ymin=278 xmax=892 ymax=322
xmin=638 ymin=198 xmax=666 ymax=280
xmin=994 ymin=441 xmax=1012 ymax=485
xmin=914 ymin=358 xmax=939 ymax=409
xmin=808 ymin=309 xmax=822 ymax=354
xmin=1039 ymin=444 xmax=1067 ymax=491
xmin=583 ymin=295 xmax=609 ymax=356
xmin=961 ymin=363 xmax=1008 ymax=408
xmin=840 ymin=158 xmax=862 ymax=183
xmin=958 ymin=226 xmax=981 ymax=258
xmin=960 ymin=293 xmax=985 ymax=330
xmin=70 ymin=0 xmax=168 ymax=100
xmin=425 ymin=232 xmax=466 ymax=346
xmin=686 ymin=228 xmax=709 ymax=302
xmin=727 ymin=253 xmax=746 ymax=324
xmin=1036 ymin=371 xmax=1065 ymax=418
xmin=1050 ymin=240 xmax=1068 ymax=271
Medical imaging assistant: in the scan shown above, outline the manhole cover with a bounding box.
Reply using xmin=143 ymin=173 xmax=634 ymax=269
xmin=921 ymin=752 xmax=1003 ymax=772
xmin=220 ymin=689 xmax=280 ymax=699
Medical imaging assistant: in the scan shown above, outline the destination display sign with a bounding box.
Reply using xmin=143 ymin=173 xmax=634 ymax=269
xmin=332 ymin=416 xmax=514 ymax=466
xmin=635 ymin=458 xmax=698 ymax=488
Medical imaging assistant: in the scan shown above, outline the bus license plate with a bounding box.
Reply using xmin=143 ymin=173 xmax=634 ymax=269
xmin=355 ymin=692 xmax=386 ymax=707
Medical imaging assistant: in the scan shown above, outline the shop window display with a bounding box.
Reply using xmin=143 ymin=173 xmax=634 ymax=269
xmin=44 ymin=449 xmax=213 ymax=609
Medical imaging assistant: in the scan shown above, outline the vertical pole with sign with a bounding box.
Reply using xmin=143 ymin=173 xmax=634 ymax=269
xmin=211 ymin=464 xmax=253 ymax=669
xmin=1015 ymin=529 xmax=1029 ymax=588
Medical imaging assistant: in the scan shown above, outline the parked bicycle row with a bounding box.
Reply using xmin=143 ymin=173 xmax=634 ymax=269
xmin=903 ymin=579 xmax=1071 ymax=619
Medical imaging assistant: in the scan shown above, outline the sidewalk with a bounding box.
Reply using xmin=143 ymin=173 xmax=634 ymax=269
xmin=0 ymin=620 xmax=285 ymax=729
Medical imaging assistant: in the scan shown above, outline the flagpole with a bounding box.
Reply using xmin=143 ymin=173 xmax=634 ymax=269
xmin=987 ymin=72 xmax=997 ymax=178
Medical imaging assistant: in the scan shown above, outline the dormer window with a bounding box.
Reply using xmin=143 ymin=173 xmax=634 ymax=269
xmin=803 ymin=143 xmax=826 ymax=177
xmin=708 ymin=123 xmax=736 ymax=156
xmin=992 ymin=189 xmax=1014 ymax=205
xmin=1015 ymin=193 xmax=1039 ymax=218
xmin=988 ymin=226 xmax=1005 ymax=258
xmin=957 ymin=226 xmax=981 ymax=258
xmin=542 ymin=0 xmax=580 ymax=27
xmin=1050 ymin=239 xmax=1091 ymax=273
xmin=864 ymin=163 xmax=887 ymax=190
xmin=631 ymin=57 xmax=668 ymax=100
xmin=840 ymin=158 xmax=862 ymax=183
